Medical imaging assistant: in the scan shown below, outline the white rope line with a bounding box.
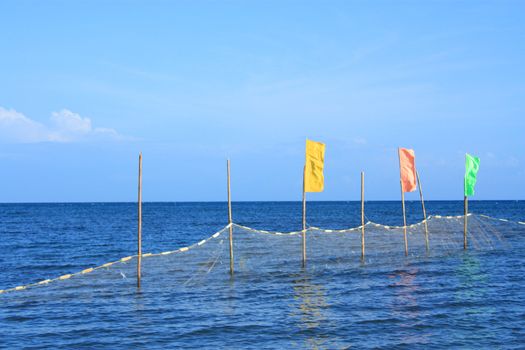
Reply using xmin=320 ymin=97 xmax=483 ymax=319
xmin=236 ymin=215 xmax=435 ymax=234
xmin=479 ymin=214 xmax=525 ymax=225
xmin=0 ymin=225 xmax=228 ymax=295
xmin=309 ymin=223 xmax=370 ymax=233
xmin=430 ymin=214 xmax=471 ymax=219
xmin=232 ymin=223 xmax=304 ymax=236
xmin=367 ymin=218 xmax=428 ymax=231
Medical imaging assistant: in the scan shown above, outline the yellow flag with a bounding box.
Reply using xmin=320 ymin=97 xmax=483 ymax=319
xmin=304 ymin=139 xmax=325 ymax=192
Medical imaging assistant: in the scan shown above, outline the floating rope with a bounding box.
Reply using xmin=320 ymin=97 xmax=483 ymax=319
xmin=0 ymin=225 xmax=228 ymax=295
xmin=479 ymin=214 xmax=525 ymax=225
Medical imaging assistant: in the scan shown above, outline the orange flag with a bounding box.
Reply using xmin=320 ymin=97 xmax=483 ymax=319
xmin=398 ymin=148 xmax=417 ymax=192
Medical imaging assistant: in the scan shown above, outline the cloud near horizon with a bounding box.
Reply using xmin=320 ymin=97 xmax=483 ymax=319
xmin=0 ymin=107 xmax=127 ymax=143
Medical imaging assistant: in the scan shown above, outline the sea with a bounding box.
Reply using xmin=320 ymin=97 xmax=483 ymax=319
xmin=1 ymin=201 xmax=524 ymax=349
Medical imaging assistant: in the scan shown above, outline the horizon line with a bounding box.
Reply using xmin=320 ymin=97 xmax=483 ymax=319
xmin=0 ymin=199 xmax=523 ymax=205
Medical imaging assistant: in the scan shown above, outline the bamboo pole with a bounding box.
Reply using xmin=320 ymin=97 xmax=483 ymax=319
xmin=416 ymin=171 xmax=429 ymax=252
xmin=137 ymin=152 xmax=142 ymax=288
xmin=302 ymin=165 xmax=307 ymax=267
xmin=398 ymin=149 xmax=409 ymax=256
xmin=361 ymin=171 xmax=365 ymax=260
xmin=464 ymin=195 xmax=468 ymax=250
xmin=400 ymin=182 xmax=408 ymax=256
xmin=227 ymin=159 xmax=234 ymax=275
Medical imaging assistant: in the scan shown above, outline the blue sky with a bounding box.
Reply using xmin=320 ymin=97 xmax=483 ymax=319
xmin=1 ymin=1 xmax=524 ymax=202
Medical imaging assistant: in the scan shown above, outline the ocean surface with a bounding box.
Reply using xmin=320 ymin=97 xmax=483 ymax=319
xmin=1 ymin=201 xmax=524 ymax=349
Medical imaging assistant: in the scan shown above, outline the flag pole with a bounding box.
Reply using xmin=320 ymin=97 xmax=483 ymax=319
xmin=398 ymin=149 xmax=408 ymax=256
xmin=464 ymin=194 xmax=468 ymax=250
xmin=361 ymin=171 xmax=365 ymax=261
xmin=400 ymin=183 xmax=408 ymax=256
xmin=137 ymin=152 xmax=142 ymax=288
xmin=302 ymin=165 xmax=307 ymax=267
xmin=416 ymin=171 xmax=429 ymax=252
xmin=227 ymin=159 xmax=234 ymax=275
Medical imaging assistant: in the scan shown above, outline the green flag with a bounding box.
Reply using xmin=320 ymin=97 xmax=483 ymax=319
xmin=464 ymin=154 xmax=480 ymax=197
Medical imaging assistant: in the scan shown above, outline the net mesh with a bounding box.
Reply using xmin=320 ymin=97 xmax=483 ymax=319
xmin=0 ymin=214 xmax=522 ymax=295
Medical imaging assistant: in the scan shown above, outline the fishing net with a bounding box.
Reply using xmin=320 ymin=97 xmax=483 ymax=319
xmin=1 ymin=214 xmax=522 ymax=295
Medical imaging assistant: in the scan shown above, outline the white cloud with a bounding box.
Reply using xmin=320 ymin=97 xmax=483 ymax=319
xmin=0 ymin=107 xmax=49 ymax=143
xmin=0 ymin=107 xmax=126 ymax=143
xmin=51 ymin=109 xmax=92 ymax=133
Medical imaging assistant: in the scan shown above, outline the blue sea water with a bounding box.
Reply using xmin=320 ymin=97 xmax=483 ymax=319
xmin=1 ymin=201 xmax=524 ymax=349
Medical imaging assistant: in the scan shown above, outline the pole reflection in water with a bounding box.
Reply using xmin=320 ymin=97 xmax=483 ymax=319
xmin=290 ymin=271 xmax=330 ymax=350
xmin=389 ymin=266 xmax=431 ymax=346
xmin=454 ymin=253 xmax=495 ymax=322
xmin=455 ymin=254 xmax=489 ymax=310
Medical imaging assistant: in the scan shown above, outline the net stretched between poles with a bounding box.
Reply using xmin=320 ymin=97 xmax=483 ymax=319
xmin=0 ymin=214 xmax=522 ymax=295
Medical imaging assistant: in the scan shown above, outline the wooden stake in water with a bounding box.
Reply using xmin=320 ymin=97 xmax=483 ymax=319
xmin=398 ymin=149 xmax=409 ymax=257
xmin=227 ymin=159 xmax=234 ymax=275
xmin=302 ymin=165 xmax=307 ymax=267
xmin=137 ymin=152 xmax=142 ymax=288
xmin=416 ymin=171 xmax=429 ymax=251
xmin=361 ymin=171 xmax=365 ymax=260
xmin=464 ymin=195 xmax=468 ymax=250
xmin=400 ymin=181 xmax=408 ymax=256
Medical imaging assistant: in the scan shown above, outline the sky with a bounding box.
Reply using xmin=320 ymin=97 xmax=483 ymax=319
xmin=0 ymin=0 xmax=524 ymax=202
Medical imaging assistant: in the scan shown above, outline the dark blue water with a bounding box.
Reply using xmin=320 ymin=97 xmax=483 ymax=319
xmin=1 ymin=201 xmax=524 ymax=348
